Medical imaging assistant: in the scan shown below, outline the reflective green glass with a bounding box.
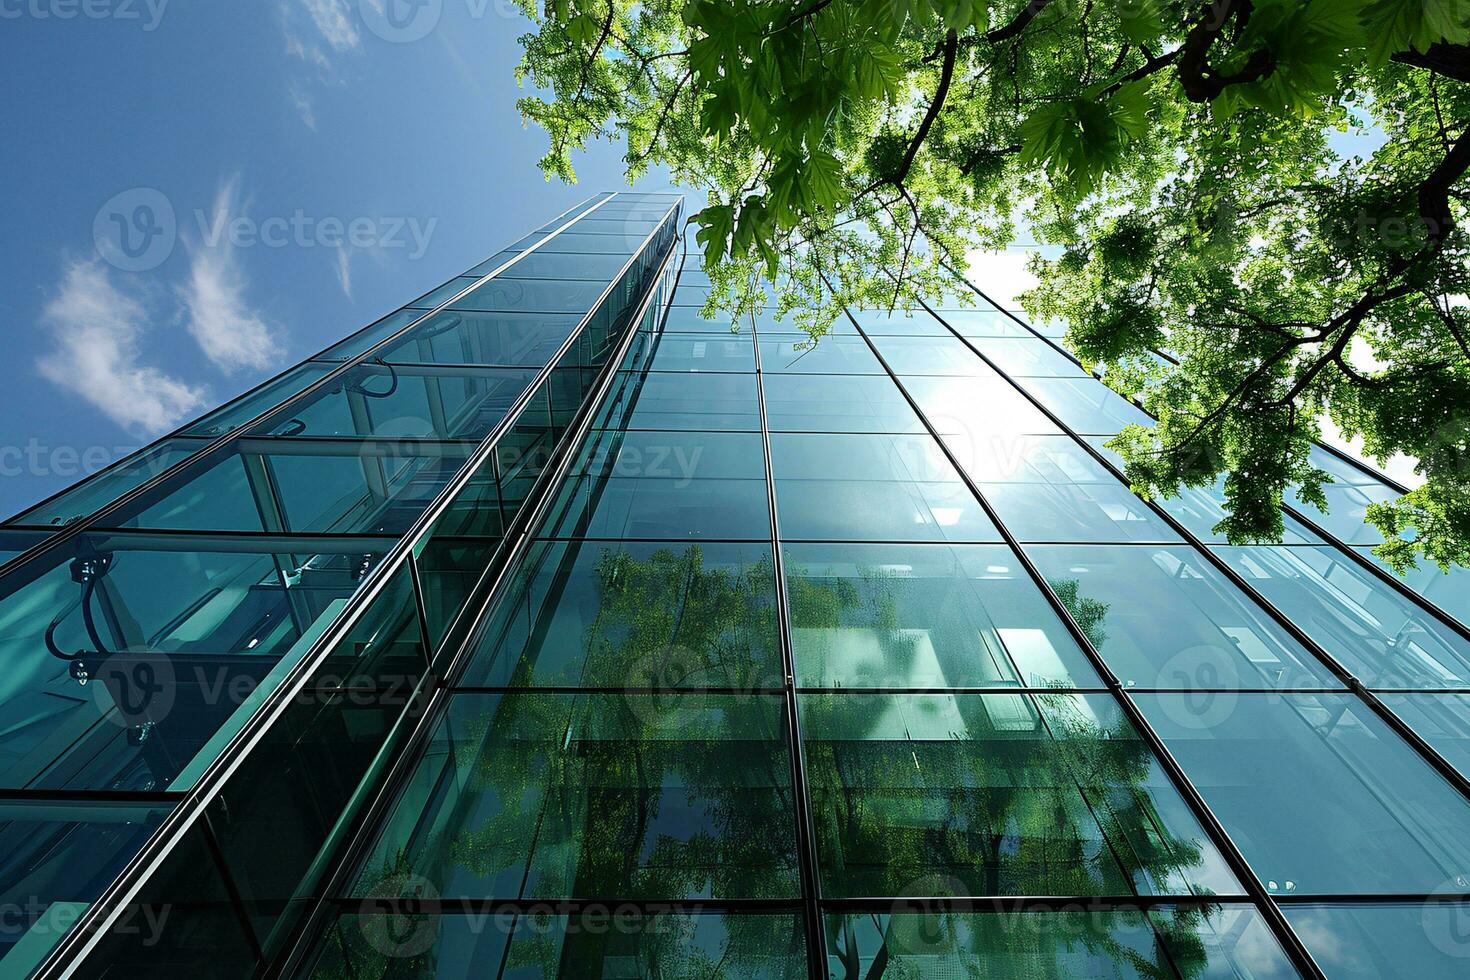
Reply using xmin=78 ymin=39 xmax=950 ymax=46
xmin=1137 ymin=692 xmax=1470 ymax=895
xmin=1283 ymin=903 xmax=1470 ymax=979
xmin=799 ymin=692 xmax=1240 ymax=898
xmin=0 ymin=530 xmax=393 ymax=792
xmin=462 ymin=539 xmax=781 ymax=690
xmin=443 ymin=278 xmax=608 ymax=315
xmin=308 ymin=910 xmax=808 ymax=979
xmin=409 ymin=277 xmax=481 ymax=310
xmin=1027 ymin=546 xmax=1338 ymax=691
xmin=646 ymin=334 xmax=757 ymax=372
xmin=249 ymin=363 xmax=538 ymax=442
xmin=0 ymin=801 xmax=172 ymax=971
xmin=1357 ymin=547 xmax=1470 ymax=624
xmin=761 ymin=374 xmax=923 ymax=433
xmin=350 ymin=692 xmax=799 ymax=901
xmin=573 ymin=429 xmax=766 ymax=481
xmin=1380 ymin=694 xmax=1470 ymax=779
xmin=771 ymin=434 xmax=1001 ymax=543
xmin=370 ymin=310 xmax=580 ymax=367
xmin=473 ymin=250 xmax=629 ymax=281
xmin=759 ymin=335 xmax=885 ymax=375
xmin=7 ymin=437 xmax=209 ymax=528
xmin=1215 ymin=546 xmax=1470 ymax=690
xmin=593 ymin=372 xmax=762 ymax=431
xmin=825 ymin=905 xmax=1297 ymax=979
xmin=529 ymin=233 xmax=641 ymax=254
xmin=785 ymin=543 xmax=1102 ymax=689
xmin=540 ymin=471 xmax=772 ymax=541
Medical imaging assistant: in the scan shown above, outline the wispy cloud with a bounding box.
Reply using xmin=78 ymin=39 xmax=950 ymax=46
xmin=333 ymin=243 xmax=353 ymax=300
xmin=177 ymin=182 xmax=282 ymax=373
xmin=288 ymin=81 xmax=318 ymax=130
xmin=38 ymin=261 xmax=210 ymax=437
xmin=279 ymin=0 xmax=362 ymax=126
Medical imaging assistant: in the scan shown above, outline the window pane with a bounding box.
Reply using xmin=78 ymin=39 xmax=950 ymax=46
xmin=800 ymin=692 xmax=1240 ymax=898
xmin=969 ymin=337 xmax=1083 ymax=377
xmin=438 ymin=278 xmax=607 ymax=315
xmin=371 ymin=310 xmax=580 ymax=368
xmin=904 ymin=376 xmax=1060 ymax=438
xmin=759 ymin=335 xmax=885 ymax=375
xmin=1283 ymin=903 xmax=1470 ymax=979
xmin=316 ymin=309 xmax=423 ymax=362
xmin=462 ymin=539 xmax=781 ymax=690
xmin=182 ymin=363 xmax=337 ymax=437
xmin=645 ymin=334 xmax=756 ymax=373
xmin=771 ymin=434 xmax=1001 ymax=544
xmin=1357 ymin=547 xmax=1470 ymax=625
xmin=593 ymin=372 xmax=762 ymax=431
xmin=1027 ymin=546 xmax=1338 ymax=691
xmin=1380 ymin=694 xmax=1470 ymax=779
xmin=308 ymin=910 xmax=807 ymax=979
xmin=869 ymin=335 xmax=985 ymax=375
xmin=1016 ymin=378 xmax=1151 ymax=434
xmin=349 ymin=692 xmax=799 ymax=901
xmin=1137 ymin=692 xmax=1470 ymax=895
xmin=939 ymin=308 xmax=1034 ymax=338
xmin=408 ymin=277 xmax=481 ymax=310
xmin=846 ymin=309 xmax=952 ymax=335
xmin=1216 ymin=546 xmax=1470 ymax=690
xmin=785 ymin=543 xmax=1103 ymax=689
xmin=825 ymin=906 xmax=1296 ymax=979
xmin=540 ymin=471 xmax=771 ymax=541
xmin=472 ymin=250 xmax=629 ymax=281
xmin=762 ymin=374 xmax=922 ymax=434
xmin=8 ymin=438 xmax=209 ymax=528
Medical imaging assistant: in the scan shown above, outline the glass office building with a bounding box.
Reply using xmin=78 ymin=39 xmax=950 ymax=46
xmin=4 ymin=193 xmax=1470 ymax=978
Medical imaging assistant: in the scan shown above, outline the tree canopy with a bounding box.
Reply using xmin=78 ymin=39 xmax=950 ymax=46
xmin=514 ymin=0 xmax=1470 ymax=573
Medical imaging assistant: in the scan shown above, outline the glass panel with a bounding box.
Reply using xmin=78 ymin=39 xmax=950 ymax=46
xmin=969 ymin=337 xmax=1084 ymax=376
xmin=8 ymin=437 xmax=210 ymax=528
xmin=939 ymin=308 xmax=1034 ymax=338
xmin=1137 ymin=692 xmax=1470 ymax=895
xmin=784 ymin=543 xmax=1103 ymax=689
xmin=370 ymin=310 xmax=580 ymax=367
xmin=182 ymin=363 xmax=337 ymax=437
xmin=759 ymin=335 xmax=885 ymax=375
xmin=825 ymin=906 xmax=1297 ymax=979
xmin=646 ymin=334 xmax=756 ymax=373
xmin=0 ymin=530 xmax=393 ymax=792
xmin=539 ymin=470 xmax=771 ymax=541
xmin=1016 ymin=378 xmax=1152 ymax=434
xmin=408 ymin=277 xmax=481 ymax=310
xmin=1283 ymin=903 xmax=1470 ymax=979
xmin=846 ymin=309 xmax=952 ymax=335
xmin=473 ymin=250 xmax=629 ymax=281
xmin=462 ymin=539 xmax=781 ymax=690
xmin=350 ymin=692 xmax=799 ymax=901
xmin=115 ymin=442 xmax=473 ymax=537
xmin=869 ymin=335 xmax=986 ymax=375
xmin=593 ymin=372 xmax=763 ymax=432
xmin=529 ymin=233 xmax=641 ymax=255
xmin=249 ymin=363 xmax=539 ymax=442
xmin=978 ymin=481 xmax=1181 ymax=544
xmin=1215 ymin=546 xmax=1470 ymax=690
xmin=762 ymin=374 xmax=923 ymax=433
xmin=317 ymin=309 xmax=423 ymax=362
xmin=0 ymin=800 xmax=172 ymax=972
xmin=443 ymin=278 xmax=608 ymax=315
xmin=799 ymin=692 xmax=1240 ymax=898
xmin=308 ymin=910 xmax=807 ymax=979
xmin=1357 ymin=548 xmax=1470 ymax=625
xmin=1380 ymin=694 xmax=1470 ymax=779
xmin=770 ymin=434 xmax=1001 ymax=543
xmin=904 ymin=376 xmax=1061 ymax=437
xmin=1027 ymin=546 xmax=1337 ymax=691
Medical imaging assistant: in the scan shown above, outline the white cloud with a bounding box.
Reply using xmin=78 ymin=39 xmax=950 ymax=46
xmin=38 ymin=261 xmax=210 ymax=437
xmin=288 ymin=81 xmax=318 ymax=130
xmin=965 ymin=247 xmax=1040 ymax=310
xmin=177 ymin=183 xmax=283 ymax=373
xmin=333 ymin=243 xmax=353 ymax=300
xmin=302 ymin=0 xmax=360 ymax=51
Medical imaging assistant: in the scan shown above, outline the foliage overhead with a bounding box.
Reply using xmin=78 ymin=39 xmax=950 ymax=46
xmin=516 ymin=0 xmax=1470 ymax=573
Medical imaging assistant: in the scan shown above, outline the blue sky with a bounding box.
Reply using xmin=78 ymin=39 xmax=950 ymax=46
xmin=0 ymin=1 xmax=672 ymax=517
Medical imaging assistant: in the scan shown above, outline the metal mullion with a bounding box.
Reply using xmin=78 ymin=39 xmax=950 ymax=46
xmin=915 ymin=300 xmax=1470 ymax=815
xmin=942 ymin=266 xmax=1470 ymax=642
xmin=32 ymin=199 xmax=682 ymax=980
xmin=750 ymin=319 xmax=833 ymax=980
xmin=838 ymin=304 xmax=1330 ymax=980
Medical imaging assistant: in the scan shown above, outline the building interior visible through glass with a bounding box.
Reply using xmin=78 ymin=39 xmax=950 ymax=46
xmin=3 ymin=193 xmax=1470 ymax=979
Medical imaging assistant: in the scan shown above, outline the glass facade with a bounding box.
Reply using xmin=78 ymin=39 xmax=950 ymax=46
xmin=9 ymin=197 xmax=1470 ymax=979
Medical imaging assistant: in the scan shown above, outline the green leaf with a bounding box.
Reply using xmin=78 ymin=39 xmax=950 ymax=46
xmin=802 ymin=148 xmax=846 ymax=211
xmin=694 ymin=204 xmax=734 ymax=265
